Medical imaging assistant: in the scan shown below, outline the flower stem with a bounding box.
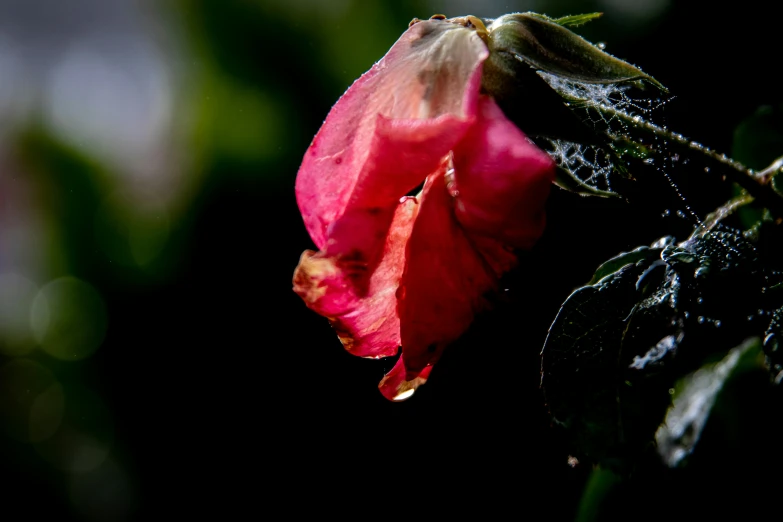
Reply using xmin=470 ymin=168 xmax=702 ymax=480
xmin=584 ymin=101 xmax=783 ymax=220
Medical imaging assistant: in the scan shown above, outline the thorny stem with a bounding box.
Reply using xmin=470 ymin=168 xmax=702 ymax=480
xmin=691 ymin=193 xmax=755 ymax=238
xmin=579 ymin=100 xmax=783 ymax=220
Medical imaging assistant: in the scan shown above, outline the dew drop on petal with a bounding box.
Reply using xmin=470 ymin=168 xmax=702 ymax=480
xmin=392 ymin=388 xmax=416 ymax=401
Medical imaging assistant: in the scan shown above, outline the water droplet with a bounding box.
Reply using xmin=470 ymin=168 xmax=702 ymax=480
xmin=393 ymin=389 xmax=415 ymax=401
xmin=697 ymin=316 xmax=705 ymax=324
xmin=597 ymin=42 xmax=607 ymax=49
xmin=704 ymin=166 xmax=711 ymax=173
xmin=697 ymin=297 xmax=704 ymax=305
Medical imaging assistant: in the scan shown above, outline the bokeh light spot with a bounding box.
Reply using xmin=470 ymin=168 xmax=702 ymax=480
xmin=29 ymin=380 xmax=66 ymax=442
xmin=129 ymin=203 xmax=171 ymax=267
xmin=35 ymin=386 xmax=114 ymax=473
xmin=95 ymin=191 xmax=171 ymax=268
xmin=0 ymin=358 xmax=64 ymax=443
xmin=69 ymin=458 xmax=134 ymax=522
xmin=30 ymin=277 xmax=108 ymax=361
xmin=0 ymin=273 xmax=39 ymax=356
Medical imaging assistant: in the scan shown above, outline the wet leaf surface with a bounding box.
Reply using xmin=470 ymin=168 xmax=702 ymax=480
xmin=655 ymin=338 xmax=765 ymax=467
xmin=541 ymin=225 xmax=783 ymax=467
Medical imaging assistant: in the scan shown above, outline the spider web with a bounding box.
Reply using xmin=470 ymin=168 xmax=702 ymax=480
xmin=538 ymin=71 xmax=674 ymax=194
xmin=538 ymin=71 xmax=765 ymax=264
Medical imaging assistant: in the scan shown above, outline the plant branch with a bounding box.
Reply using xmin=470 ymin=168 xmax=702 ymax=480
xmin=580 ymin=100 xmax=783 ymax=220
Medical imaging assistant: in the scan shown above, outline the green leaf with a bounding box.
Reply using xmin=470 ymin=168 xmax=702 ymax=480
xmin=731 ymin=105 xmax=783 ymax=171
xmin=541 ymin=261 xmax=652 ymax=462
xmin=655 ymin=338 xmax=766 ymax=468
xmin=487 ymin=13 xmax=667 ymax=91
xmin=554 ymin=165 xmax=622 ymax=199
xmin=540 ymin=229 xmax=781 ymax=468
xmin=587 ymin=245 xmax=662 ymax=285
xmin=575 ymin=466 xmax=622 ymax=522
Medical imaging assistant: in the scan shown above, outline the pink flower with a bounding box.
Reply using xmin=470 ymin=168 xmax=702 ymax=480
xmin=293 ymin=16 xmax=555 ymax=401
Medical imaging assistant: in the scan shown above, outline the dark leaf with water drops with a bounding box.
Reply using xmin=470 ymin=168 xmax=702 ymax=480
xmin=587 ymin=243 xmax=665 ymax=285
xmin=541 ymin=248 xmax=662 ymax=464
xmin=541 ymin=225 xmax=783 ymax=469
xmin=763 ymin=306 xmax=783 ymax=383
xmin=655 ymin=338 xmax=766 ymax=468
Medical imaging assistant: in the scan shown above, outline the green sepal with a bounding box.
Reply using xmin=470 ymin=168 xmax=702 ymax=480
xmin=533 ymin=12 xmax=604 ymax=28
xmin=487 ymin=13 xmax=667 ymax=92
xmin=481 ymin=47 xmax=605 ymax=143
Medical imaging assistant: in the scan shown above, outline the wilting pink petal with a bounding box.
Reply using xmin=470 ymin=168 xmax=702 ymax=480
xmin=378 ymin=358 xmax=432 ymax=402
xmin=393 ymin=163 xmax=501 ymax=385
xmin=293 ymin=198 xmax=417 ymax=358
xmin=296 ymin=19 xmax=488 ymax=250
xmin=452 ymin=96 xmax=556 ymax=249
xmin=378 ymin=99 xmax=555 ymax=400
xmin=294 ymin=17 xmax=558 ymax=401
xmin=294 ymin=20 xmax=489 ymax=356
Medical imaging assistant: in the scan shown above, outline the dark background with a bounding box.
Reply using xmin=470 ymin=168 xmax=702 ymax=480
xmin=1 ymin=0 xmax=781 ymax=519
